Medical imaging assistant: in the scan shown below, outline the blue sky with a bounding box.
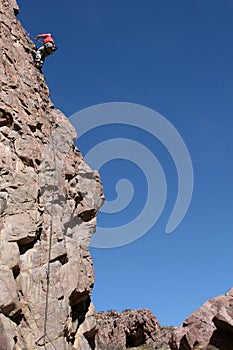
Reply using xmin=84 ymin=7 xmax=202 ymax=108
xmin=17 ymin=1 xmax=233 ymax=326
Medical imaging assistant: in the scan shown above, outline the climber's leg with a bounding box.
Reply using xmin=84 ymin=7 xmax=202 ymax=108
xmin=35 ymin=46 xmax=45 ymax=67
xmin=35 ymin=46 xmax=44 ymax=61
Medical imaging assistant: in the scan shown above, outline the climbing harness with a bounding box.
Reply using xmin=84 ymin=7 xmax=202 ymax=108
xmin=44 ymin=42 xmax=58 ymax=53
xmin=35 ymin=42 xmax=57 ymax=69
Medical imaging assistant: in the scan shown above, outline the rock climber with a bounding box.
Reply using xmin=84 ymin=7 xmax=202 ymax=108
xmin=35 ymin=33 xmax=57 ymax=68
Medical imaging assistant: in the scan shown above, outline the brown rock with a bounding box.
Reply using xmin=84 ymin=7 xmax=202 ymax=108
xmin=96 ymin=287 xmax=233 ymax=350
xmin=0 ymin=0 xmax=104 ymax=349
xmin=96 ymin=309 xmax=174 ymax=350
xmin=170 ymin=287 xmax=233 ymax=350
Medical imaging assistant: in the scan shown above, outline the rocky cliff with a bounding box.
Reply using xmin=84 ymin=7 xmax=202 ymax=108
xmin=0 ymin=0 xmax=104 ymax=349
xmin=96 ymin=287 xmax=233 ymax=350
xmin=170 ymin=287 xmax=233 ymax=350
xmin=96 ymin=309 xmax=174 ymax=350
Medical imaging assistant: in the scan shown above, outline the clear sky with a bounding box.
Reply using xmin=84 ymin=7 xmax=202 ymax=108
xmin=17 ymin=0 xmax=233 ymax=326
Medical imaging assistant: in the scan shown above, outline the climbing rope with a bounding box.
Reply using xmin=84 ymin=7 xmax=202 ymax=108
xmin=34 ymin=111 xmax=74 ymax=349
xmin=44 ymin=118 xmax=57 ymax=349
xmin=35 ymin=116 xmax=58 ymax=350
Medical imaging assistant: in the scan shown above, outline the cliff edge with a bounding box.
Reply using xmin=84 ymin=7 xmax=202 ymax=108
xmin=0 ymin=1 xmax=104 ymax=349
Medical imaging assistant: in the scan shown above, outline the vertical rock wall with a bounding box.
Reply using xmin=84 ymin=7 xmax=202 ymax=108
xmin=0 ymin=1 xmax=104 ymax=349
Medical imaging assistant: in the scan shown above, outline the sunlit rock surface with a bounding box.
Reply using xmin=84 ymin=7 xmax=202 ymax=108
xmin=96 ymin=288 xmax=233 ymax=350
xmin=0 ymin=0 xmax=104 ymax=348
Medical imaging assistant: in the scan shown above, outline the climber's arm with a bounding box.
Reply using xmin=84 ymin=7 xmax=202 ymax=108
xmin=36 ymin=34 xmax=51 ymax=41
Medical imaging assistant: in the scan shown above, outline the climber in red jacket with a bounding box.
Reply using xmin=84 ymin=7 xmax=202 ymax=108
xmin=35 ymin=33 xmax=57 ymax=68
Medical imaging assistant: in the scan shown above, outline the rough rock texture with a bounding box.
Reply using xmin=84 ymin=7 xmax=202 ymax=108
xmin=0 ymin=1 xmax=104 ymax=349
xmin=96 ymin=288 xmax=233 ymax=350
xmin=96 ymin=309 xmax=174 ymax=350
xmin=170 ymin=287 xmax=233 ymax=350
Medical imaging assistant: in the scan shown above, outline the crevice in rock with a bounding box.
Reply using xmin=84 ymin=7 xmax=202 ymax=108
xmin=125 ymin=321 xmax=146 ymax=348
xmin=69 ymin=291 xmax=91 ymax=325
xmin=209 ymin=317 xmax=233 ymax=350
xmin=78 ymin=209 xmax=96 ymax=222
xmin=50 ymin=253 xmax=68 ymax=265
xmin=36 ymin=223 xmax=43 ymax=239
xmin=84 ymin=329 xmax=97 ymax=350
xmin=125 ymin=322 xmax=146 ymax=348
xmin=18 ymin=155 xmax=34 ymax=167
xmin=212 ymin=315 xmax=233 ymax=335
xmin=74 ymin=192 xmax=83 ymax=208
xmin=14 ymin=8 xmax=20 ymax=16
xmin=4 ymin=52 xmax=14 ymax=64
xmin=12 ymin=265 xmax=20 ymax=279
xmin=24 ymin=46 xmax=31 ymax=54
xmin=1 ymin=303 xmax=16 ymax=317
xmin=28 ymin=122 xmax=43 ymax=133
xmin=18 ymin=98 xmax=30 ymax=113
xmin=37 ymin=122 xmax=43 ymax=131
xmin=28 ymin=125 xmax=37 ymax=133
xmin=64 ymin=291 xmax=91 ymax=344
xmin=13 ymin=336 xmax=18 ymax=344
xmin=0 ymin=108 xmax=13 ymax=127
xmin=179 ymin=335 xmax=191 ymax=350
xmin=9 ymin=84 xmax=18 ymax=90
xmin=17 ymin=236 xmax=38 ymax=255
xmin=37 ymin=189 xmax=44 ymax=212
xmin=10 ymin=310 xmax=25 ymax=326
xmin=65 ymin=173 xmax=75 ymax=182
xmin=13 ymin=121 xmax=22 ymax=132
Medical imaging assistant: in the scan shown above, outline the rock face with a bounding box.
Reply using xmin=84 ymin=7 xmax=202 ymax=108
xmin=96 ymin=309 xmax=174 ymax=350
xmin=170 ymin=287 xmax=233 ymax=350
xmin=96 ymin=288 xmax=233 ymax=350
xmin=0 ymin=1 xmax=104 ymax=349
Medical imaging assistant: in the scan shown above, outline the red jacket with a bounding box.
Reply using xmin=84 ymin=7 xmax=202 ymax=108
xmin=37 ymin=33 xmax=55 ymax=45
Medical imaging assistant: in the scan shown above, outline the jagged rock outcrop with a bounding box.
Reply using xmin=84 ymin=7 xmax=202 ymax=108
xmin=96 ymin=288 xmax=233 ymax=350
xmin=170 ymin=287 xmax=233 ymax=350
xmin=0 ymin=1 xmax=104 ymax=349
xmin=96 ymin=309 xmax=174 ymax=350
